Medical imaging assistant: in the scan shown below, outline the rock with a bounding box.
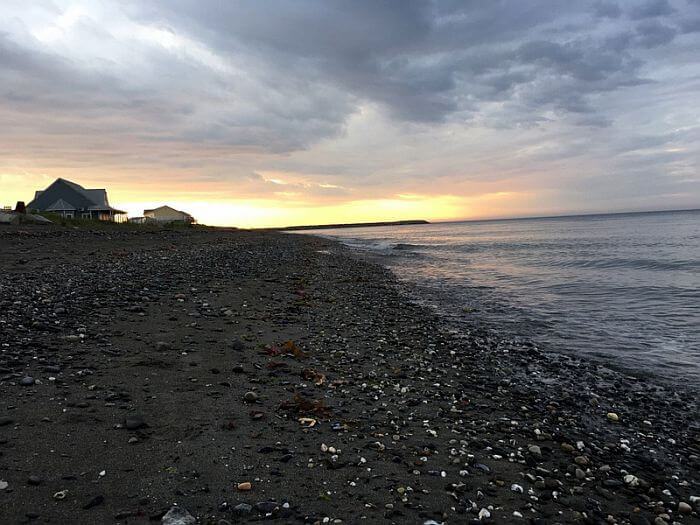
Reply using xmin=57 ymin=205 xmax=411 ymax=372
xmin=607 ymin=412 xmax=619 ymax=422
xmin=575 ymin=468 xmax=586 ymax=480
xmin=0 ymin=417 xmax=14 ymax=427
xmin=155 ymin=341 xmax=171 ymax=351
xmin=561 ymin=443 xmax=575 ymax=453
xmin=574 ymin=456 xmax=589 ymax=466
xmin=0 ymin=480 xmax=8 ymax=490
xmin=82 ymin=495 xmax=104 ymax=509
xmin=125 ymin=415 xmax=146 ymax=430
xmin=231 ymin=338 xmax=246 ymax=351
xmin=255 ymin=501 xmax=280 ymax=513
xmin=233 ymin=503 xmax=252 ymax=514
xmin=53 ymin=490 xmax=68 ymax=500
xmin=243 ymin=392 xmax=258 ymax=403
xmin=528 ymin=445 xmax=542 ymax=456
xmin=27 ymin=475 xmax=42 ymax=486
xmin=237 ymin=481 xmax=252 ymax=491
xmin=20 ymin=376 xmax=35 ymax=386
xmin=678 ymin=502 xmax=692 ymax=514
xmin=161 ymin=506 xmax=196 ymax=525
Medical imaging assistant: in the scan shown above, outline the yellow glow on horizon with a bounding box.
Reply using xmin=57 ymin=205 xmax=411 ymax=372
xmin=1 ymin=171 xmax=530 ymax=228
xmin=121 ymin=195 xmax=466 ymax=228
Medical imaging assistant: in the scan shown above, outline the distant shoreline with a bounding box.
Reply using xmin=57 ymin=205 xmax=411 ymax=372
xmin=269 ymin=219 xmax=429 ymax=231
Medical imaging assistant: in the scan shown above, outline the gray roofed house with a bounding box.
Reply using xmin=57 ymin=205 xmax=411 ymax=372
xmin=27 ymin=178 xmax=126 ymax=221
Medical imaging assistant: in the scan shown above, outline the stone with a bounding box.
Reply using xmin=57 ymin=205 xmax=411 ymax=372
xmin=27 ymin=475 xmax=42 ymax=486
xmin=82 ymin=495 xmax=105 ymax=509
xmin=255 ymin=501 xmax=280 ymax=513
xmin=0 ymin=480 xmax=8 ymax=490
xmin=161 ymin=505 xmax=196 ymax=525
xmin=607 ymin=412 xmax=619 ymax=422
xmin=125 ymin=415 xmax=146 ymax=430
xmin=233 ymin=503 xmax=252 ymax=514
xmin=528 ymin=445 xmax=542 ymax=456
xmin=243 ymin=392 xmax=258 ymax=403
xmin=237 ymin=481 xmax=252 ymax=491
xmin=561 ymin=443 xmax=575 ymax=453
xmin=678 ymin=502 xmax=692 ymax=514
xmin=575 ymin=468 xmax=586 ymax=480
xmin=574 ymin=456 xmax=589 ymax=466
xmin=20 ymin=376 xmax=35 ymax=386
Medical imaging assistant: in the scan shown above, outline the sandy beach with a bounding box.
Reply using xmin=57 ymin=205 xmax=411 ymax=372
xmin=0 ymin=226 xmax=698 ymax=524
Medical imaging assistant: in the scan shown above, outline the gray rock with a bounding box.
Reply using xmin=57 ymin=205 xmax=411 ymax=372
xmin=161 ymin=506 xmax=195 ymax=525
xmin=20 ymin=376 xmax=35 ymax=386
xmin=125 ymin=415 xmax=146 ymax=430
xmin=233 ymin=503 xmax=252 ymax=514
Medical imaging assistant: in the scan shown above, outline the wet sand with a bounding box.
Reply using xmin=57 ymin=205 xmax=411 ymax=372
xmin=0 ymin=226 xmax=698 ymax=524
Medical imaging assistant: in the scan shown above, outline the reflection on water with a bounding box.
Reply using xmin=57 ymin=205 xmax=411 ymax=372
xmin=308 ymin=210 xmax=700 ymax=383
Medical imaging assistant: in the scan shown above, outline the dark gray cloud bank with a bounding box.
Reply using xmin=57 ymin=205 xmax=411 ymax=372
xmin=1 ymin=0 xmax=698 ymax=215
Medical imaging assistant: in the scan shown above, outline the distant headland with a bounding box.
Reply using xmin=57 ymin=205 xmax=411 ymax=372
xmin=272 ymin=219 xmax=429 ymax=231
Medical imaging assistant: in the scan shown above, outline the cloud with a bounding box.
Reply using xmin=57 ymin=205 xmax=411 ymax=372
xmin=0 ymin=0 xmax=698 ymax=221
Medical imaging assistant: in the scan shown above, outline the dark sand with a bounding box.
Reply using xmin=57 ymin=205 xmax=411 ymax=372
xmin=0 ymin=226 xmax=698 ymax=525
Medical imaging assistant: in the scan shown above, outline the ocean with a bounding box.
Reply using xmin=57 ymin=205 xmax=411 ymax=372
xmin=306 ymin=209 xmax=700 ymax=383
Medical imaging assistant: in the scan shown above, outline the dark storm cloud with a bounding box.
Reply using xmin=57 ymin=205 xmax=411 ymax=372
xmin=628 ymin=0 xmax=676 ymax=20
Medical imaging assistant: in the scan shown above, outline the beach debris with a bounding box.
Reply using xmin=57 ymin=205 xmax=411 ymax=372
xmin=161 ymin=505 xmax=196 ymax=525
xmin=280 ymin=393 xmax=327 ymax=415
xmin=53 ymin=490 xmax=68 ymax=500
xmin=266 ymin=340 xmax=306 ymax=358
xmin=299 ymin=417 xmax=317 ymax=427
xmin=301 ymin=368 xmax=326 ymax=385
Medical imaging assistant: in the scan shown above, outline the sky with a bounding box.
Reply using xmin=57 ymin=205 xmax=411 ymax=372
xmin=1 ymin=0 xmax=699 ymax=227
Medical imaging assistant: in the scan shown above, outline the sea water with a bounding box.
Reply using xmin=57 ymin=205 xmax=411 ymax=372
xmin=307 ymin=210 xmax=700 ymax=383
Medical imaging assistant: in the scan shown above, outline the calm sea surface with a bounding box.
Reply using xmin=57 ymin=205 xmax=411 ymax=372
xmin=306 ymin=210 xmax=700 ymax=383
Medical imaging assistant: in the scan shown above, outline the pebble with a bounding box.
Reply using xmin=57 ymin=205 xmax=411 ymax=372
xmin=528 ymin=445 xmax=542 ymax=456
xmin=125 ymin=415 xmax=146 ymax=430
xmin=0 ymin=481 xmax=8 ymax=490
xmin=233 ymin=503 xmax=252 ymax=514
xmin=243 ymin=391 xmax=259 ymax=403
xmin=27 ymin=475 xmax=42 ymax=486
xmin=574 ymin=456 xmax=589 ymax=466
xmin=607 ymin=412 xmax=619 ymax=421
xmin=161 ymin=505 xmax=196 ymax=525
xmin=19 ymin=376 xmax=35 ymax=386
xmin=237 ymin=481 xmax=252 ymax=491
xmin=678 ymin=502 xmax=692 ymax=514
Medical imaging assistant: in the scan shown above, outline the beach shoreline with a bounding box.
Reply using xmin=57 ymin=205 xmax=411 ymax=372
xmin=0 ymin=226 xmax=697 ymax=524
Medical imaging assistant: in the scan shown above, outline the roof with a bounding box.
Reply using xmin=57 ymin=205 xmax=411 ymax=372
xmin=143 ymin=205 xmax=192 ymax=217
xmin=45 ymin=199 xmax=76 ymax=211
xmin=27 ymin=178 xmax=125 ymax=214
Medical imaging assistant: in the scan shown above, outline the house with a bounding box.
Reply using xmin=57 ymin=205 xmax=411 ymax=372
xmin=142 ymin=205 xmax=195 ymax=224
xmin=27 ymin=178 xmax=126 ymax=222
